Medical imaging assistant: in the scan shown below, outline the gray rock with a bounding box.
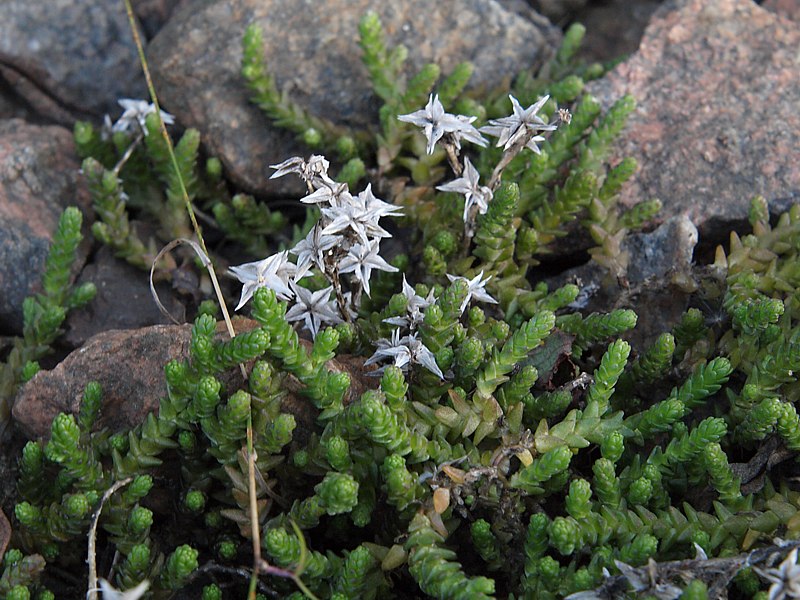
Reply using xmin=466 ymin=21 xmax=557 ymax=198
xmin=574 ymin=0 xmax=663 ymax=64
xmin=547 ymin=216 xmax=698 ymax=350
xmin=586 ymin=0 xmax=800 ymax=243
xmin=132 ymin=0 xmax=195 ymax=39
xmin=0 ymin=84 xmax=34 ymax=121
xmin=625 ymin=215 xmax=697 ymax=284
xmin=0 ymin=0 xmax=146 ymax=122
xmin=63 ymin=246 xmax=187 ymax=348
xmin=0 ymin=119 xmax=91 ymax=334
xmin=529 ymin=0 xmax=589 ymax=23
xmin=147 ymin=0 xmax=560 ymax=196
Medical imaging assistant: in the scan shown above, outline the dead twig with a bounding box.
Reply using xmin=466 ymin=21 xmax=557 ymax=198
xmin=87 ymin=477 xmax=134 ymax=600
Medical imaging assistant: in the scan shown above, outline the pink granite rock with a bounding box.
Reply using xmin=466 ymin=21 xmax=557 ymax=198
xmin=13 ymin=324 xmax=194 ymax=439
xmin=586 ymin=0 xmax=800 ymax=241
xmin=0 ymin=119 xmax=91 ymax=333
xmin=13 ymin=318 xmax=376 ymax=439
xmin=762 ymin=0 xmax=800 ymax=22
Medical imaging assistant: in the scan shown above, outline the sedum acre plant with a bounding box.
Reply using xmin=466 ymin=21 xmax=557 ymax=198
xmin=4 ymin=11 xmax=800 ymax=600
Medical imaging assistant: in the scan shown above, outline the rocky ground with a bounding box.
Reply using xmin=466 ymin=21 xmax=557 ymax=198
xmin=1 ymin=0 xmax=799 ymax=586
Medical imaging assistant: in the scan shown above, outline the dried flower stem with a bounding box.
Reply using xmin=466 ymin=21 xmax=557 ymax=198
xmin=246 ymin=421 xmax=260 ymax=600
xmin=122 ymin=5 xmax=265 ymax=598
xmin=325 ymin=256 xmax=352 ymax=323
xmin=123 ymin=0 xmax=237 ymax=343
xmin=444 ymin=141 xmax=463 ymax=177
xmin=462 ymin=206 xmax=479 ymax=255
xmin=87 ymin=477 xmax=134 ymax=600
xmin=112 ymin=132 xmax=144 ymax=176
xmin=487 ymin=138 xmax=527 ymax=191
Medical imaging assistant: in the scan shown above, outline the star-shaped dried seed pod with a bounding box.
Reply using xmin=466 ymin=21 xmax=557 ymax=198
xmin=338 ymin=239 xmax=398 ymax=297
xmin=480 ymin=94 xmax=556 ymax=153
xmin=284 ymin=281 xmax=342 ymax=339
xmin=228 ymin=250 xmax=302 ymax=309
xmin=112 ymin=99 xmax=174 ymax=135
xmin=436 ymin=157 xmax=493 ymax=222
xmin=398 ymin=93 xmax=487 ymax=155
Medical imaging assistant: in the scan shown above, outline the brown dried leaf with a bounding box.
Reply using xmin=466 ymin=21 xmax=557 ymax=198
xmin=433 ymin=488 xmax=451 ymax=514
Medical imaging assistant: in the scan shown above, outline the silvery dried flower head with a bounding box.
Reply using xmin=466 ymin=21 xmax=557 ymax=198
xmin=284 ymin=281 xmax=342 ymax=339
xmin=480 ymin=94 xmax=556 ymax=153
xmin=693 ymin=542 xmax=707 ymax=561
xmin=112 ymin=99 xmax=174 ymax=136
xmin=398 ymin=94 xmax=454 ymax=155
xmin=300 ymin=180 xmax=352 ymax=207
xmin=450 ymin=114 xmax=489 ymax=151
xmin=357 ymin=183 xmax=405 ymax=221
xmin=290 ymin=224 xmax=342 ymax=278
xmin=229 ymin=250 xmax=302 ymax=309
xmin=97 ymin=578 xmax=149 ymax=600
xmin=100 ymin=114 xmax=115 ymax=141
xmin=320 ymin=184 xmax=399 ymax=244
xmin=364 ymin=328 xmax=405 ymax=367
xmin=436 ymin=157 xmax=493 ymax=222
xmin=384 ymin=275 xmax=435 ymax=328
xmin=338 ymin=238 xmax=398 ymax=297
xmin=756 ymin=548 xmax=800 ymax=600
xmin=446 ymin=270 xmax=498 ymax=314
xmin=398 ymin=93 xmax=487 ymax=155
xmin=269 ymin=154 xmax=334 ymax=190
xmin=612 ymin=560 xmax=682 ymax=600
xmin=365 ymin=329 xmax=444 ymax=379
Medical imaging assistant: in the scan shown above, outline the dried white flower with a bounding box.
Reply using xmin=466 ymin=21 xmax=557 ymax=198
xmin=450 ymin=114 xmax=489 ymax=151
xmin=480 ymin=94 xmax=556 ymax=153
xmin=365 ymin=330 xmax=443 ymax=379
xmin=338 ymin=239 xmax=398 ymax=297
xmin=446 ymin=270 xmax=498 ymax=314
xmin=270 ymin=154 xmax=338 ymax=195
xmin=300 ymin=181 xmax=351 ymax=206
xmin=358 ymin=183 xmax=405 ymax=221
xmin=693 ymin=542 xmax=707 ymax=561
xmin=112 ymin=99 xmax=174 ymax=135
xmin=364 ymin=329 xmax=406 ymax=367
xmin=229 ymin=250 xmax=302 ymax=309
xmin=97 ymin=578 xmax=149 ymax=600
xmin=100 ymin=114 xmax=115 ymax=141
xmin=320 ymin=184 xmax=399 ymax=244
xmin=756 ymin=548 xmax=800 ymax=600
xmin=403 ymin=333 xmax=443 ymax=379
xmin=290 ymin=224 xmax=342 ymax=278
xmin=383 ymin=275 xmax=435 ymax=328
xmin=284 ymin=281 xmax=342 ymax=339
xmin=612 ymin=560 xmax=682 ymax=600
xmin=436 ymin=157 xmax=493 ymax=222
xmin=398 ymin=94 xmax=486 ymax=155
xmin=270 ymin=154 xmax=328 ymax=180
